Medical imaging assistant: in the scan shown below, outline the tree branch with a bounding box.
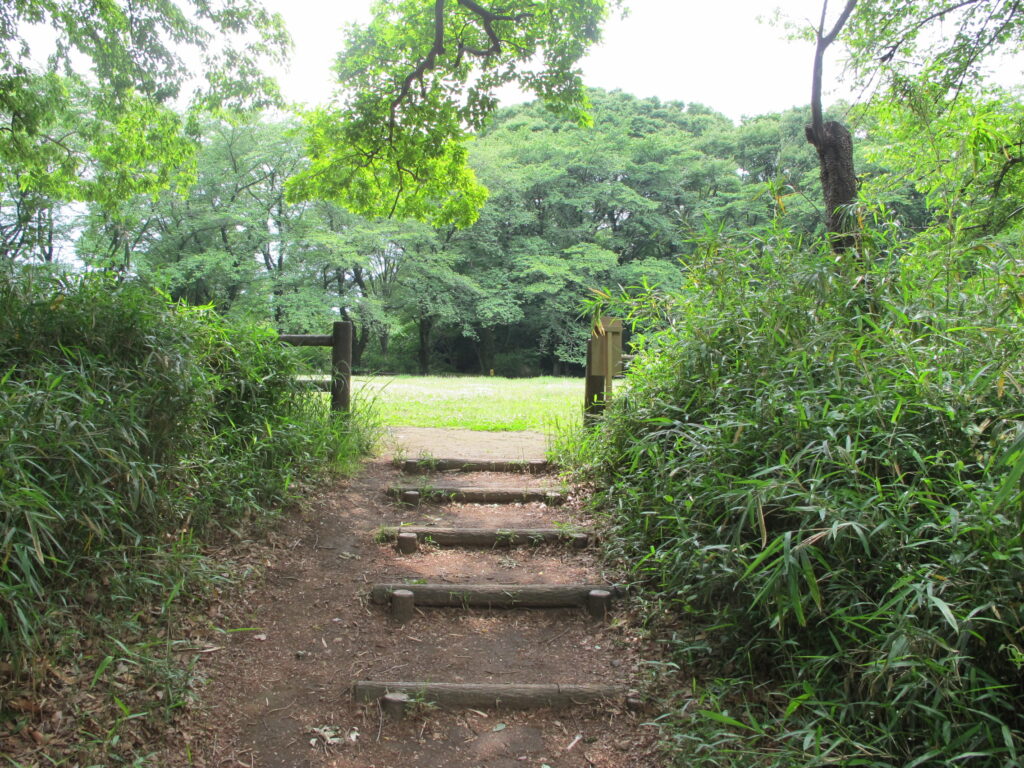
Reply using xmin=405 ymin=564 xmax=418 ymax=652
xmin=811 ymin=0 xmax=858 ymax=141
xmin=822 ymin=0 xmax=858 ymax=45
xmin=989 ymin=153 xmax=1023 ymax=207
xmin=391 ymin=0 xmax=533 ymax=121
xmin=456 ymin=0 xmax=532 ymax=55
xmin=392 ymin=0 xmax=448 ymax=119
xmin=878 ymin=0 xmax=985 ymax=62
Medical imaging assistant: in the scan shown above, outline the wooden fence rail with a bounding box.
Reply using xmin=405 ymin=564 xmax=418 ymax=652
xmin=280 ymin=321 xmax=352 ymax=412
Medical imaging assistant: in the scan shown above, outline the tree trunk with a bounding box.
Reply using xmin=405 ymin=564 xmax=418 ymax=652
xmin=352 ymin=320 xmax=369 ymax=368
xmin=417 ymin=315 xmax=433 ymax=375
xmin=476 ymin=326 xmax=495 ymax=374
xmin=806 ymin=0 xmax=859 ymax=253
xmin=805 ymin=120 xmax=857 ymax=252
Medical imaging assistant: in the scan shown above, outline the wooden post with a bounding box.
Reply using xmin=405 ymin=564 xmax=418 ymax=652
xmin=603 ymin=317 xmax=623 ymax=388
xmin=396 ymin=531 xmax=418 ymax=554
xmin=381 ymin=692 xmax=410 ymax=720
xmin=331 ymin=321 xmax=352 ymax=412
xmin=391 ymin=589 xmax=415 ymax=622
xmin=626 ymin=690 xmax=646 ymax=711
xmin=584 ymin=317 xmax=623 ymax=418
xmin=584 ymin=337 xmax=605 ymax=417
xmin=587 ymin=588 xmax=612 ymax=621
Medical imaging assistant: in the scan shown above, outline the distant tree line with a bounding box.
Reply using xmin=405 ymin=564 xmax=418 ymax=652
xmin=13 ymin=80 xmax=1023 ymax=377
xmin=9 ymin=89 xmax=938 ymax=375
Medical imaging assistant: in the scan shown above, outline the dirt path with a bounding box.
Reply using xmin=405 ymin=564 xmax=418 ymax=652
xmin=163 ymin=430 xmax=662 ymax=767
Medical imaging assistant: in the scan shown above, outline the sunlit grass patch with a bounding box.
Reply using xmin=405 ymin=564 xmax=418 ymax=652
xmin=353 ymin=375 xmax=582 ymax=432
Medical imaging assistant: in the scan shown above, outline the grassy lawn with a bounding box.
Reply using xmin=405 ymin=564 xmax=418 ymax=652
xmin=353 ymin=375 xmax=582 ymax=432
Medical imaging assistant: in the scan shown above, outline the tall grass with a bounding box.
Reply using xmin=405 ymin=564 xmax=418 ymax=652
xmin=572 ymin=229 xmax=1024 ymax=767
xmin=0 ymin=263 xmax=375 ymax=668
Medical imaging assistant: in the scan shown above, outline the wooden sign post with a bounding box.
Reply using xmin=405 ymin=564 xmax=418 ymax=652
xmin=584 ymin=317 xmax=623 ymax=417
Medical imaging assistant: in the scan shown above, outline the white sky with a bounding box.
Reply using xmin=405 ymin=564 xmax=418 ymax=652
xmin=260 ymin=0 xmax=853 ymax=123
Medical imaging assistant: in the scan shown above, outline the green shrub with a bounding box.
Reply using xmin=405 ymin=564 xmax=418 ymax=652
xmin=0 ymin=264 xmax=375 ymax=664
xmin=575 ymin=231 xmax=1024 ymax=767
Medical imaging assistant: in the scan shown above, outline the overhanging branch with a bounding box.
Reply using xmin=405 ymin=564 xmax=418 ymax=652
xmin=391 ymin=0 xmax=534 ymax=122
xmin=810 ymin=0 xmax=858 ymax=142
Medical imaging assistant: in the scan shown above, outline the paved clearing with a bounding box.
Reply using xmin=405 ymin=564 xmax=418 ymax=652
xmin=158 ymin=429 xmax=662 ymax=767
xmin=385 ymin=427 xmax=549 ymax=462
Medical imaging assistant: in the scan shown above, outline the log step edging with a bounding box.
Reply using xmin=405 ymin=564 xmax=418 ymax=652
xmin=399 ymin=458 xmax=551 ymax=474
xmin=370 ymin=582 xmax=623 ymax=611
xmin=379 ymin=526 xmax=592 ymax=550
xmin=353 ymin=681 xmax=629 ymax=710
xmin=386 ymin=486 xmax=566 ymax=506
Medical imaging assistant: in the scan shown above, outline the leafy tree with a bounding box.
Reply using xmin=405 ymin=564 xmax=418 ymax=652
xmin=0 ymin=0 xmax=290 ymax=257
xmin=437 ymin=92 xmax=757 ymax=372
xmin=804 ymin=0 xmax=1024 ymax=251
xmin=846 ymin=0 xmax=1024 ymax=93
xmin=860 ymin=85 xmax=1024 ymax=247
xmin=0 ymin=176 xmax=73 ymax=263
xmin=287 ymin=0 xmax=621 ymax=226
xmin=388 ymin=244 xmax=482 ymax=374
xmin=79 ymin=117 xmax=304 ymax=301
xmin=733 ymin=108 xmax=825 ymax=233
xmin=837 ymin=1 xmax=1024 ymax=250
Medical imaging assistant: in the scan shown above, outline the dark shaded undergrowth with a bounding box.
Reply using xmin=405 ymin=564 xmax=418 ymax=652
xmin=0 ymin=264 xmax=376 ymax=763
xmin=569 ymin=231 xmax=1024 ymax=767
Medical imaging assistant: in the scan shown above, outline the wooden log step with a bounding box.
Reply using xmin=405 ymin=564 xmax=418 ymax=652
xmin=370 ymin=583 xmax=622 ymax=609
xmin=400 ymin=458 xmax=551 ymax=474
xmin=386 ymin=486 xmax=566 ymax=506
xmin=377 ymin=526 xmax=591 ymax=549
xmin=352 ymin=681 xmax=628 ymax=710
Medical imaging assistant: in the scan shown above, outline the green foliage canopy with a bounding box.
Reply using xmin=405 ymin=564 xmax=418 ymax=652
xmin=95 ymin=91 xmax=853 ymax=374
xmin=0 ymin=0 xmax=290 ymax=212
xmin=846 ymin=0 xmax=1024 ymax=93
xmin=287 ymin=0 xmax=620 ymax=227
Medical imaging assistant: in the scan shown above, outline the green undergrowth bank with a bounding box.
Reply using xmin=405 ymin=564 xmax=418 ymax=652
xmin=565 ymin=232 xmax=1024 ymax=767
xmin=0 ymin=265 xmax=377 ymax=760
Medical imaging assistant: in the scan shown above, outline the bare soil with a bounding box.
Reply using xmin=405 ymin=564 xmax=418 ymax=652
xmin=154 ymin=430 xmax=663 ymax=768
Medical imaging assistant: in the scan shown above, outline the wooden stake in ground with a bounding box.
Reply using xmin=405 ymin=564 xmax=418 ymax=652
xmin=391 ymin=589 xmax=415 ymax=622
xmin=587 ymin=589 xmax=612 ymax=621
xmin=396 ymin=531 xmax=418 ymax=554
xmin=381 ymin=692 xmax=409 ymax=720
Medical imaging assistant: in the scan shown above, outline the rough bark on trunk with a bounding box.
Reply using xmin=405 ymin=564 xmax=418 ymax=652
xmin=805 ymin=120 xmax=858 ymax=251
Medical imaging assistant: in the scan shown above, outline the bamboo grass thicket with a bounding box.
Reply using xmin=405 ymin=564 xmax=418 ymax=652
xmin=572 ymin=228 xmax=1024 ymax=767
xmin=0 ymin=264 xmax=376 ymax=667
